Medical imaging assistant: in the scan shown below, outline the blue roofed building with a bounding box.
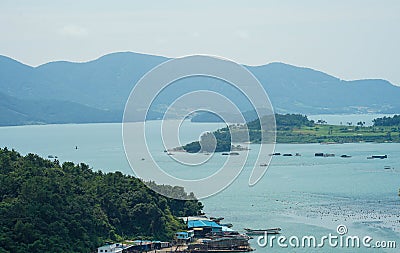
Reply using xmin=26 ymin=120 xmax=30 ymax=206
xmin=187 ymin=220 xmax=222 ymax=237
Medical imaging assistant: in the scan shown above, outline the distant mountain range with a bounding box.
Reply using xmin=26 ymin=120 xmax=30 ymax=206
xmin=0 ymin=91 xmax=120 ymax=126
xmin=1 ymin=52 xmax=399 ymax=126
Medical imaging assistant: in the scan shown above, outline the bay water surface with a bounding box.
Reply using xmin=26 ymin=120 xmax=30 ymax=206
xmin=0 ymin=120 xmax=399 ymax=252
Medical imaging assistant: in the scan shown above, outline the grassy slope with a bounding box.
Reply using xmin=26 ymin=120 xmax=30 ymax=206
xmin=276 ymin=124 xmax=400 ymax=143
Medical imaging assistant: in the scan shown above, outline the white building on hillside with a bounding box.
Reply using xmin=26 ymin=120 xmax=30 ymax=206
xmin=97 ymin=243 xmax=124 ymax=253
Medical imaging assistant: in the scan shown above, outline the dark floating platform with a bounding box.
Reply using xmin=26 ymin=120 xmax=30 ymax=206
xmin=367 ymin=155 xmax=388 ymax=159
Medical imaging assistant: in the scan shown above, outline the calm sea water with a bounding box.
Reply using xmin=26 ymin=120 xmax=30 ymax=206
xmin=0 ymin=120 xmax=399 ymax=252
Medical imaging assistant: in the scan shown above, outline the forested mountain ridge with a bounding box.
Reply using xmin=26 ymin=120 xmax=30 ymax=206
xmin=1 ymin=52 xmax=400 ymax=126
xmin=0 ymin=148 xmax=203 ymax=252
xmin=0 ymin=92 xmax=121 ymax=126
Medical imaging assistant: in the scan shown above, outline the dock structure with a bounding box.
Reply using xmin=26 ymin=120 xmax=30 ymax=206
xmin=98 ymin=216 xmax=254 ymax=253
xmin=176 ymin=216 xmax=253 ymax=253
xmin=188 ymin=237 xmax=253 ymax=252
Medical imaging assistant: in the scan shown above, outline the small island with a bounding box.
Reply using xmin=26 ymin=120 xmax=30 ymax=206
xmin=181 ymin=114 xmax=400 ymax=153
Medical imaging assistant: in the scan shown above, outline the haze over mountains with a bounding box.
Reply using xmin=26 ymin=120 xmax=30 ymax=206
xmin=1 ymin=52 xmax=399 ymax=126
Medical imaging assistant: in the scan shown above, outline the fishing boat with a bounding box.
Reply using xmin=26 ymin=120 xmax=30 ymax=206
xmin=367 ymin=155 xmax=388 ymax=159
xmin=244 ymin=228 xmax=281 ymax=235
xmin=269 ymin=152 xmax=281 ymax=156
xmin=222 ymin=152 xmax=240 ymax=156
xmin=372 ymin=155 xmax=388 ymax=159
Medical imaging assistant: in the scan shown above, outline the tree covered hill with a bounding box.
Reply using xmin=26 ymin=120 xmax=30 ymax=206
xmin=373 ymin=114 xmax=400 ymax=126
xmin=0 ymin=148 xmax=203 ymax=253
xmin=0 ymin=92 xmax=121 ymax=126
xmin=1 ymin=52 xmax=400 ymax=126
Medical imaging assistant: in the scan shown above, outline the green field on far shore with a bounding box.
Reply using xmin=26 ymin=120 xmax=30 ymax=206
xmin=276 ymin=124 xmax=400 ymax=143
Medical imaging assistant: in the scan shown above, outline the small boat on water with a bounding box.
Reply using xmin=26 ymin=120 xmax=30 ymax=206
xmin=282 ymin=153 xmax=293 ymax=157
xmin=260 ymin=163 xmax=269 ymax=167
xmin=220 ymin=223 xmax=233 ymax=228
xmin=222 ymin=152 xmax=240 ymax=156
xmin=244 ymin=228 xmax=281 ymax=235
xmin=269 ymin=152 xmax=281 ymax=156
xmin=340 ymin=154 xmax=352 ymax=158
xmin=372 ymin=155 xmax=388 ymax=159
xmin=367 ymin=155 xmax=388 ymax=159
xmin=384 ymin=166 xmax=392 ymax=170
xmin=315 ymin=153 xmax=335 ymax=157
xmin=210 ymin=217 xmax=225 ymax=224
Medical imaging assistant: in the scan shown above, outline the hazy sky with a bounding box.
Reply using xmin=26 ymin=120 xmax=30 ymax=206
xmin=1 ymin=0 xmax=399 ymax=85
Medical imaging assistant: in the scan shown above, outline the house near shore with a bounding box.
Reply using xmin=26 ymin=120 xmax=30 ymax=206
xmin=97 ymin=243 xmax=131 ymax=253
xmin=97 ymin=240 xmax=170 ymax=253
xmin=187 ymin=220 xmax=223 ymax=237
xmin=175 ymin=230 xmax=195 ymax=244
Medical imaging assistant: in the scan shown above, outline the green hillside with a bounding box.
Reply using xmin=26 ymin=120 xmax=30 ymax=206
xmin=0 ymin=148 xmax=202 ymax=253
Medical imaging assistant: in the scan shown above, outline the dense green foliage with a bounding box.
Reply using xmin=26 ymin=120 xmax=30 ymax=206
xmin=275 ymin=114 xmax=315 ymax=129
xmin=0 ymin=148 xmax=203 ymax=253
xmin=182 ymin=141 xmax=202 ymax=153
xmin=247 ymin=114 xmax=314 ymax=131
xmin=183 ymin=128 xmax=231 ymax=153
xmin=373 ymin=115 xmax=400 ymax=126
